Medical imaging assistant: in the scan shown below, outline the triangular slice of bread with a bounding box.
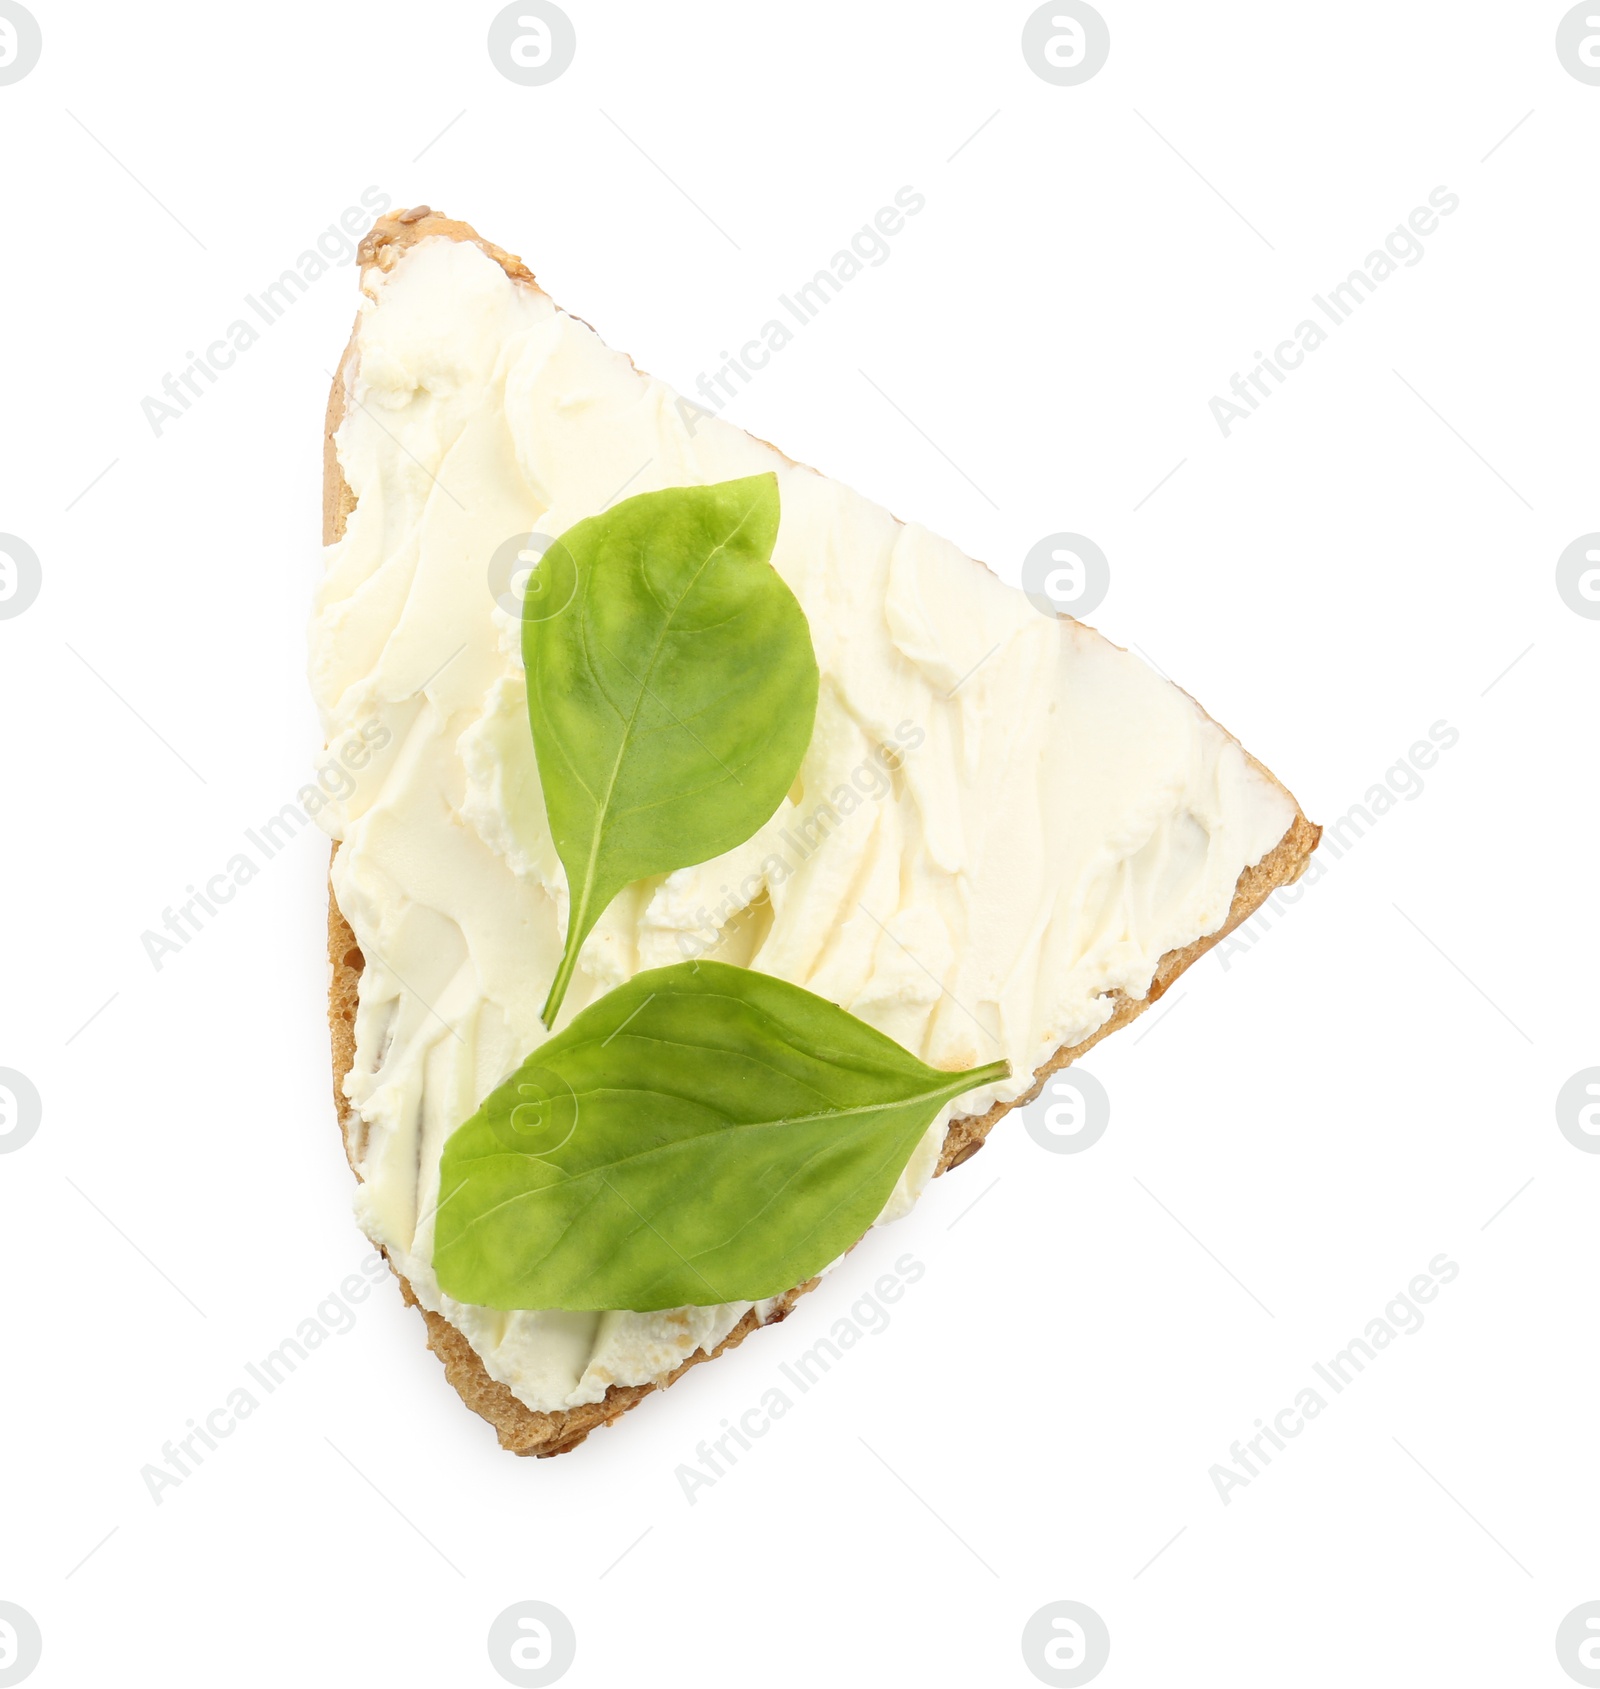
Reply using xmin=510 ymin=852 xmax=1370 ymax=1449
xmin=320 ymin=208 xmax=1319 ymax=1457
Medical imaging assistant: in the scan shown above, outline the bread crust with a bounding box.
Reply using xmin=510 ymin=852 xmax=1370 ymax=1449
xmin=322 ymin=208 xmax=1321 ymax=1456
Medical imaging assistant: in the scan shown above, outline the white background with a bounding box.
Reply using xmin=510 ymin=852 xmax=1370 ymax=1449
xmin=2 ymin=3 xmax=1596 ymax=1685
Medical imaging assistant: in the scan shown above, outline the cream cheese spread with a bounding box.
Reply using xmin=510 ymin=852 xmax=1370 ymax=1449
xmin=309 ymin=235 xmax=1296 ymax=1414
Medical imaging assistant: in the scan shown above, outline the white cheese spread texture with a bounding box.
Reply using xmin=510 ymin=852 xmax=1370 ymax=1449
xmin=309 ymin=235 xmax=1296 ymax=1414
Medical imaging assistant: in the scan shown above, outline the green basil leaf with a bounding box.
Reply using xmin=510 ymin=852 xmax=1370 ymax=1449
xmin=523 ymin=474 xmax=818 ymax=1027
xmin=433 ymin=961 xmax=1009 ymax=1311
